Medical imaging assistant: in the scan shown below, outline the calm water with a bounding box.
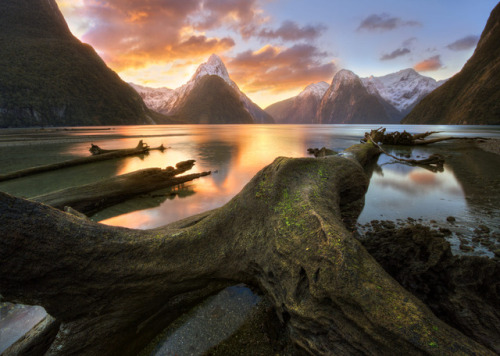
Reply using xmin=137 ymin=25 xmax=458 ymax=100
xmin=1 ymin=124 xmax=499 ymax=352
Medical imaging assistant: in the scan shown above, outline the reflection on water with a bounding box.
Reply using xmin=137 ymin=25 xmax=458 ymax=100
xmin=0 ymin=303 xmax=47 ymax=353
xmin=1 ymin=125 xmax=498 ymax=232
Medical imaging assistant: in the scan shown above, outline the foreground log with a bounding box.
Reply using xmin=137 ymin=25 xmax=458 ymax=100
xmin=33 ymin=160 xmax=210 ymax=216
xmin=0 ymin=140 xmax=165 ymax=183
xmin=0 ymin=142 xmax=494 ymax=355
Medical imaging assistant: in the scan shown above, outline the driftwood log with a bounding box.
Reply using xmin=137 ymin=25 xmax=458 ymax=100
xmin=363 ymin=127 xmax=487 ymax=146
xmin=0 ymin=140 xmax=165 ymax=183
xmin=33 ymin=160 xmax=210 ymax=216
xmin=89 ymin=139 xmax=165 ymax=155
xmin=0 ymin=141 xmax=494 ymax=355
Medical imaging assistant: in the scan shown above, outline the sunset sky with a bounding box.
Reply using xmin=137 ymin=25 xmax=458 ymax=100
xmin=56 ymin=0 xmax=497 ymax=107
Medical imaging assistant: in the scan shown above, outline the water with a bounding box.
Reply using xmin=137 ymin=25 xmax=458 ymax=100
xmin=1 ymin=124 xmax=499 ymax=352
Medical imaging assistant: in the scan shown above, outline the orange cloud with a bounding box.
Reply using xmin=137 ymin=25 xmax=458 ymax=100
xmin=413 ymin=55 xmax=443 ymax=72
xmin=228 ymin=44 xmax=336 ymax=93
xmin=77 ymin=0 xmax=240 ymax=70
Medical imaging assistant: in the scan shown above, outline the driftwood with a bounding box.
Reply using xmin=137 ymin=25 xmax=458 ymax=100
xmin=366 ymin=132 xmax=445 ymax=172
xmin=363 ymin=127 xmax=488 ymax=146
xmin=33 ymin=160 xmax=210 ymax=216
xmin=0 ymin=141 xmax=493 ymax=356
xmin=0 ymin=140 xmax=165 ymax=183
xmin=89 ymin=139 xmax=165 ymax=155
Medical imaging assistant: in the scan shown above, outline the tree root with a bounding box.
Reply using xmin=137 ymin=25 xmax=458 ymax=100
xmin=0 ymin=141 xmax=494 ymax=355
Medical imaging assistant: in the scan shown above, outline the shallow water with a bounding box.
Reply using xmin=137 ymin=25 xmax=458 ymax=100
xmin=1 ymin=124 xmax=499 ymax=352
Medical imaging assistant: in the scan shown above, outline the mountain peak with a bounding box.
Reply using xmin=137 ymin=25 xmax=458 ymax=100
xmin=333 ymin=69 xmax=359 ymax=84
xmin=299 ymin=81 xmax=330 ymax=98
xmin=191 ymin=54 xmax=230 ymax=84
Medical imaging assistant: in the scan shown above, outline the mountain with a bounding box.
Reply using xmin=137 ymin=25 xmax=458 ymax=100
xmin=362 ymin=69 xmax=444 ymax=116
xmin=131 ymin=54 xmax=274 ymax=124
xmin=264 ymin=82 xmax=329 ymax=124
xmin=0 ymin=0 xmax=160 ymax=127
xmin=403 ymin=2 xmax=500 ymax=124
xmin=170 ymin=76 xmax=254 ymax=124
xmin=317 ymin=70 xmax=401 ymax=124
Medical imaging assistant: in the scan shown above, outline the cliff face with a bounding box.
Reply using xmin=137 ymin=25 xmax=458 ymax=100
xmin=403 ymin=2 xmax=500 ymax=125
xmin=0 ymin=0 xmax=156 ymax=127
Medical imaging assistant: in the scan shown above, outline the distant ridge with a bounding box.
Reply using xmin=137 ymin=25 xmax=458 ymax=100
xmin=403 ymin=2 xmax=500 ymax=124
xmin=265 ymin=68 xmax=442 ymax=124
xmin=0 ymin=0 xmax=160 ymax=127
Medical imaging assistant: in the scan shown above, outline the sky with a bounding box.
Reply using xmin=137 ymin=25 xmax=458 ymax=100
xmin=56 ymin=0 xmax=498 ymax=108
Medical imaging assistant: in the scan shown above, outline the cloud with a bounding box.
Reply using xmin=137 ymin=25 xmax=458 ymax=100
xmin=380 ymin=47 xmax=411 ymax=61
xmin=413 ymin=55 xmax=443 ymax=72
xmin=446 ymin=35 xmax=479 ymax=51
xmin=228 ymin=44 xmax=335 ymax=93
xmin=258 ymin=21 xmax=327 ymax=41
xmin=76 ymin=0 xmax=270 ymax=70
xmin=195 ymin=0 xmax=267 ymax=39
xmin=357 ymin=13 xmax=421 ymax=31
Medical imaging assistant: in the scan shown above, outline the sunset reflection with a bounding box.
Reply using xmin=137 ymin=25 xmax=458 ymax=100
xmin=99 ymin=125 xmax=311 ymax=229
xmin=359 ymin=162 xmax=466 ymax=223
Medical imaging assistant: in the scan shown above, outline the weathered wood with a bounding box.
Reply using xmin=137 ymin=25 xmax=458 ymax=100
xmin=2 ymin=316 xmax=60 ymax=356
xmin=366 ymin=132 xmax=445 ymax=171
xmin=0 ymin=142 xmax=494 ymax=356
xmin=363 ymin=127 xmax=488 ymax=146
xmin=89 ymin=140 xmax=166 ymax=155
xmin=0 ymin=140 xmax=165 ymax=182
xmin=33 ymin=160 xmax=210 ymax=216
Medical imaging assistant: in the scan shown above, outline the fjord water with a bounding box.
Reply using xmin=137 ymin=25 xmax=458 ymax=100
xmin=1 ymin=124 xmax=499 ymax=353
xmin=1 ymin=125 xmax=499 ymax=235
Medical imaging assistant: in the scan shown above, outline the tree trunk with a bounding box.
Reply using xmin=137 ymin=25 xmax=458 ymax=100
xmin=33 ymin=160 xmax=210 ymax=215
xmin=0 ymin=141 xmax=165 ymax=182
xmin=0 ymin=142 xmax=493 ymax=355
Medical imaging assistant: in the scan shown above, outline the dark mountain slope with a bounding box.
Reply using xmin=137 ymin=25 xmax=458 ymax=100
xmin=0 ymin=0 xmax=159 ymax=127
xmin=403 ymin=2 xmax=500 ymax=124
xmin=171 ymin=76 xmax=254 ymax=124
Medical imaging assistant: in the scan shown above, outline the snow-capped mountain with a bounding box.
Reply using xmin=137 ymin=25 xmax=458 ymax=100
xmin=317 ymin=69 xmax=400 ymax=124
xmin=130 ymin=54 xmax=274 ymax=124
xmin=128 ymin=83 xmax=177 ymax=114
xmin=265 ymin=67 xmax=444 ymax=124
xmin=265 ymin=82 xmax=329 ymax=124
xmin=362 ymin=69 xmax=444 ymax=115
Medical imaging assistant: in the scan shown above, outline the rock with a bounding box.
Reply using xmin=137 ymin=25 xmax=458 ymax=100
xmin=460 ymin=244 xmax=474 ymax=252
xmin=446 ymin=216 xmax=456 ymax=223
xmin=359 ymin=224 xmax=500 ymax=353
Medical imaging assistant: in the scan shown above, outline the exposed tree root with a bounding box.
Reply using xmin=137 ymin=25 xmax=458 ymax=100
xmin=0 ymin=141 xmax=494 ymax=355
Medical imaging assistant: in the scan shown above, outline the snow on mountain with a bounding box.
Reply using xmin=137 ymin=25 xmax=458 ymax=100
xmin=361 ymin=69 xmax=443 ymax=113
xmin=265 ymin=81 xmax=329 ymax=124
xmin=128 ymin=83 xmax=178 ymax=114
xmin=130 ymin=54 xmax=273 ymax=123
xmin=318 ymin=69 xmax=400 ymax=124
xmin=298 ymin=81 xmax=329 ymax=98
